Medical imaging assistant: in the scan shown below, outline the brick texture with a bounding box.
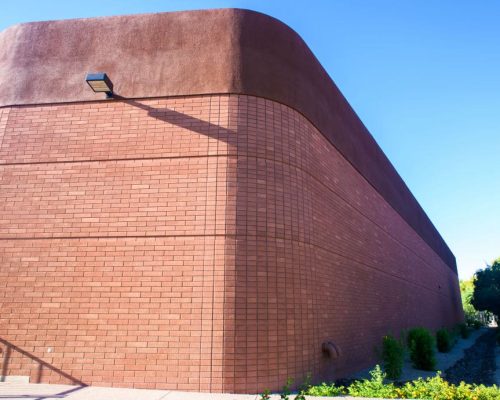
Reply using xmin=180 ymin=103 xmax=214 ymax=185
xmin=0 ymin=95 xmax=462 ymax=393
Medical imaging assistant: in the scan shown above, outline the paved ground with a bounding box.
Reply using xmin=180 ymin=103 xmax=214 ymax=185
xmin=0 ymin=382 xmax=257 ymax=400
xmin=0 ymin=382 xmax=383 ymax=400
xmin=0 ymin=382 xmax=355 ymax=400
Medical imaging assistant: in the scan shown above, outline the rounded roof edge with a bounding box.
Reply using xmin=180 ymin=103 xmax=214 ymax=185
xmin=0 ymin=8 xmax=248 ymax=106
xmin=0 ymin=8 xmax=457 ymax=272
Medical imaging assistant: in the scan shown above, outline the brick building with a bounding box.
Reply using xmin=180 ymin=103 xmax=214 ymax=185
xmin=0 ymin=9 xmax=463 ymax=393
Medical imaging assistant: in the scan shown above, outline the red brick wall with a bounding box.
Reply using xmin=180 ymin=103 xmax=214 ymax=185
xmin=0 ymin=95 xmax=462 ymax=393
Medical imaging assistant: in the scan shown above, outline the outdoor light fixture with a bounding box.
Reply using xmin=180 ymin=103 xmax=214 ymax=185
xmin=85 ymin=73 xmax=114 ymax=98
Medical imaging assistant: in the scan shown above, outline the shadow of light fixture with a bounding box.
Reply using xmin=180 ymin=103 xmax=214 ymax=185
xmin=85 ymin=73 xmax=114 ymax=98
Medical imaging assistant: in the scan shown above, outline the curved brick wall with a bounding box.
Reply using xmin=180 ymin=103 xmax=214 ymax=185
xmin=229 ymin=96 xmax=462 ymax=391
xmin=0 ymin=95 xmax=462 ymax=393
xmin=0 ymin=8 xmax=462 ymax=394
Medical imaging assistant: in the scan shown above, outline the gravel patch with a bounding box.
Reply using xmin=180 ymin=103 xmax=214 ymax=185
xmin=495 ymin=346 xmax=500 ymax=386
xmin=444 ymin=329 xmax=497 ymax=385
xmin=347 ymin=328 xmax=487 ymax=383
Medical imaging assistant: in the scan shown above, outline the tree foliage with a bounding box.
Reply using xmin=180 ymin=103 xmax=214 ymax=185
xmin=471 ymin=258 xmax=500 ymax=319
xmin=460 ymin=278 xmax=476 ymax=317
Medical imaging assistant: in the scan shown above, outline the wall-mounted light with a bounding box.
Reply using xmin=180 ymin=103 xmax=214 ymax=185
xmin=85 ymin=73 xmax=114 ymax=98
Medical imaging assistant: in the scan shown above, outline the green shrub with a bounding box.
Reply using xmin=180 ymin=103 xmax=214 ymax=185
xmin=396 ymin=373 xmax=500 ymax=400
xmin=346 ymin=365 xmax=397 ymax=398
xmin=294 ymin=391 xmax=306 ymax=400
xmin=466 ymin=314 xmax=487 ymax=329
xmin=306 ymin=366 xmax=500 ymax=398
xmin=306 ymin=382 xmax=344 ymax=397
xmin=472 ymin=319 xmax=483 ymax=329
xmin=279 ymin=377 xmax=293 ymax=400
xmin=259 ymin=389 xmax=271 ymax=400
xmin=381 ymin=335 xmax=404 ymax=379
xmin=407 ymin=327 xmax=436 ymax=370
xmin=436 ymin=328 xmax=452 ymax=352
xmin=457 ymin=322 xmax=471 ymax=338
xmin=294 ymin=373 xmax=312 ymax=400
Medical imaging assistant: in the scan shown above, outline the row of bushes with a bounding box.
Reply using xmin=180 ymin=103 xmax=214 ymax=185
xmin=305 ymin=365 xmax=500 ymax=399
xmin=382 ymin=322 xmax=481 ymax=380
xmin=261 ymin=366 xmax=500 ymax=399
xmin=260 ymin=322 xmax=487 ymax=399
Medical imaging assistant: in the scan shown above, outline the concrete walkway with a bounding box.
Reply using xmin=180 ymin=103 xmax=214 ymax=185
xmin=0 ymin=382 xmax=256 ymax=400
xmin=0 ymin=381 xmax=357 ymax=400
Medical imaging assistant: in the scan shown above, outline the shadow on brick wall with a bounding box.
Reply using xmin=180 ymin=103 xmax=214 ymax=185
xmin=0 ymin=337 xmax=86 ymax=387
xmin=114 ymin=96 xmax=235 ymax=138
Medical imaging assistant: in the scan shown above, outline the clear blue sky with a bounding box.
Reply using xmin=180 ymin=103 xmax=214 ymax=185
xmin=1 ymin=1 xmax=499 ymax=279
